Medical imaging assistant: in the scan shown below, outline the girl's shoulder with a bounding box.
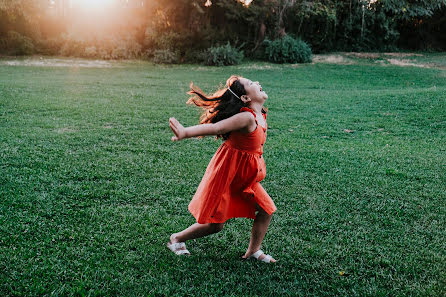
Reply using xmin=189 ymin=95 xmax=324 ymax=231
xmin=237 ymin=108 xmax=257 ymax=126
xmin=240 ymin=107 xmax=267 ymax=121
xmin=240 ymin=107 xmax=256 ymax=117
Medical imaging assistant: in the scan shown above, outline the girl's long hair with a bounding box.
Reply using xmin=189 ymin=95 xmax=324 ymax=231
xmin=187 ymin=75 xmax=248 ymax=140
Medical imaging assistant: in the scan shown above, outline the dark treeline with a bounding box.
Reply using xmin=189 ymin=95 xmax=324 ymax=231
xmin=0 ymin=0 xmax=445 ymax=61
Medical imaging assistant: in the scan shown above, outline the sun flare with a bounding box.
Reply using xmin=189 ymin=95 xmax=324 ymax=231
xmin=77 ymin=0 xmax=113 ymax=10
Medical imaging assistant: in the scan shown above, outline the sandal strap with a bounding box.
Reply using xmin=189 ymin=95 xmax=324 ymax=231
xmin=175 ymin=249 xmax=190 ymax=255
xmin=262 ymin=255 xmax=272 ymax=263
xmin=168 ymin=242 xmax=185 ymax=251
xmin=249 ymin=250 xmax=273 ymax=263
xmin=251 ymin=250 xmax=264 ymax=259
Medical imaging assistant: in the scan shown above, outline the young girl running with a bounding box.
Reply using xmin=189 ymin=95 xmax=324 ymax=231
xmin=167 ymin=75 xmax=277 ymax=263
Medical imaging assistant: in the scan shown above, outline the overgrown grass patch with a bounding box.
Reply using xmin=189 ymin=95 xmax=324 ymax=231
xmin=1 ymin=56 xmax=445 ymax=296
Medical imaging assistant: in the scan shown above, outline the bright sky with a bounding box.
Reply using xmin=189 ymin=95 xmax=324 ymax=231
xmin=77 ymin=0 xmax=113 ymax=10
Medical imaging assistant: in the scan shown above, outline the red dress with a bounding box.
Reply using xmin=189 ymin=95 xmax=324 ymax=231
xmin=188 ymin=107 xmax=277 ymax=224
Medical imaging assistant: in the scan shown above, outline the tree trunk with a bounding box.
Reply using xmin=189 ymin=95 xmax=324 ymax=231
xmin=276 ymin=0 xmax=296 ymax=37
xmin=252 ymin=21 xmax=266 ymax=52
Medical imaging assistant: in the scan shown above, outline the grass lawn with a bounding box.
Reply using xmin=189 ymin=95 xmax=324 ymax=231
xmin=1 ymin=54 xmax=445 ymax=296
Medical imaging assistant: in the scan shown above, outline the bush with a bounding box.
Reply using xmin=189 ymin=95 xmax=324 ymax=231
xmin=37 ymin=38 xmax=64 ymax=55
xmin=84 ymin=46 xmax=97 ymax=58
xmin=110 ymin=37 xmax=142 ymax=59
xmin=59 ymin=38 xmax=85 ymax=57
xmin=3 ymin=31 xmax=34 ymax=55
xmin=264 ymin=35 xmax=312 ymax=64
xmin=152 ymin=49 xmax=179 ymax=64
xmin=153 ymin=31 xmax=182 ymax=50
xmin=203 ymin=43 xmax=243 ymax=66
xmin=183 ymin=49 xmax=207 ymax=64
xmin=57 ymin=35 xmax=143 ymax=59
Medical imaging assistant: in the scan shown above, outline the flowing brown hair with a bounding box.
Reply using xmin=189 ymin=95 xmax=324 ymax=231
xmin=187 ymin=75 xmax=248 ymax=140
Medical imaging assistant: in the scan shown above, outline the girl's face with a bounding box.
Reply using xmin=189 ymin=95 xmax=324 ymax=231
xmin=239 ymin=78 xmax=268 ymax=103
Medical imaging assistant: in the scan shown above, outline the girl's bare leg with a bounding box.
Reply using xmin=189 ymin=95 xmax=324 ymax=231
xmin=242 ymin=204 xmax=276 ymax=262
xmin=168 ymin=223 xmax=224 ymax=247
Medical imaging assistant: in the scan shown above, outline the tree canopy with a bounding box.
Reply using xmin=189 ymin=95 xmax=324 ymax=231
xmin=0 ymin=0 xmax=445 ymax=58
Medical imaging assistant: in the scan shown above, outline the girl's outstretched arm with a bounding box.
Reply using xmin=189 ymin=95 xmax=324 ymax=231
xmin=169 ymin=112 xmax=255 ymax=141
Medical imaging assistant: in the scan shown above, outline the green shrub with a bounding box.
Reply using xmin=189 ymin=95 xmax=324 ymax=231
xmin=59 ymin=38 xmax=85 ymax=57
xmin=4 ymin=31 xmax=34 ymax=55
xmin=264 ymin=35 xmax=312 ymax=64
xmin=37 ymin=38 xmax=64 ymax=55
xmin=183 ymin=49 xmax=207 ymax=63
xmin=110 ymin=38 xmax=142 ymax=59
xmin=144 ymin=28 xmax=209 ymax=54
xmin=203 ymin=43 xmax=243 ymax=66
xmin=154 ymin=31 xmax=182 ymax=50
xmin=83 ymin=46 xmax=97 ymax=58
xmin=57 ymin=36 xmax=142 ymax=59
xmin=152 ymin=49 xmax=179 ymax=64
xmin=96 ymin=39 xmax=115 ymax=59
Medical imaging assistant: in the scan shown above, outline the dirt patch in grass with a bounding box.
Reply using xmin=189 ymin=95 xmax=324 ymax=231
xmin=239 ymin=64 xmax=277 ymax=70
xmin=383 ymin=53 xmax=424 ymax=57
xmin=345 ymin=52 xmax=381 ymax=59
xmin=345 ymin=52 xmax=423 ymax=59
xmin=386 ymin=58 xmax=430 ymax=68
xmin=313 ymin=52 xmax=446 ymax=69
xmin=312 ymin=54 xmax=355 ymax=65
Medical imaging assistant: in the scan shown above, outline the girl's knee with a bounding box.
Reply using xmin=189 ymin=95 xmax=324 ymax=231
xmin=258 ymin=211 xmax=272 ymax=219
xmin=255 ymin=204 xmax=271 ymax=217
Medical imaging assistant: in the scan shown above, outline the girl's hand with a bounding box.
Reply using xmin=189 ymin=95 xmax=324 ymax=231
xmin=169 ymin=117 xmax=186 ymax=141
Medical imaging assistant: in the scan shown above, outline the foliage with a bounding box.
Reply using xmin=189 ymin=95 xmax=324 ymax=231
xmin=57 ymin=35 xmax=142 ymax=60
xmin=59 ymin=38 xmax=85 ymax=57
xmin=1 ymin=0 xmax=446 ymax=57
xmin=152 ymin=49 xmax=180 ymax=64
xmin=203 ymin=43 xmax=244 ymax=66
xmin=264 ymin=35 xmax=311 ymax=63
xmin=36 ymin=38 xmax=64 ymax=56
xmin=109 ymin=37 xmax=142 ymax=59
xmin=1 ymin=30 xmax=34 ymax=55
xmin=183 ymin=49 xmax=207 ymax=64
xmin=145 ymin=30 xmax=182 ymax=51
xmin=83 ymin=46 xmax=98 ymax=58
xmin=398 ymin=6 xmax=446 ymax=50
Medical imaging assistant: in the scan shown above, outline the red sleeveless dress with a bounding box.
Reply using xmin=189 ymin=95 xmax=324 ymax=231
xmin=188 ymin=107 xmax=277 ymax=224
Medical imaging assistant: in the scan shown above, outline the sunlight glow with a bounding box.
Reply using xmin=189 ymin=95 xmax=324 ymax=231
xmin=78 ymin=0 xmax=113 ymax=10
xmin=367 ymin=0 xmax=378 ymax=9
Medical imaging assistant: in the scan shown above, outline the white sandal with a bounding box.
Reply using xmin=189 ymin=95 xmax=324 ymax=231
xmin=248 ymin=250 xmax=274 ymax=263
xmin=167 ymin=242 xmax=190 ymax=256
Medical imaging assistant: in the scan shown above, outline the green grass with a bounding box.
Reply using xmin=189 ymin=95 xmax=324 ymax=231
xmin=1 ymin=56 xmax=445 ymax=296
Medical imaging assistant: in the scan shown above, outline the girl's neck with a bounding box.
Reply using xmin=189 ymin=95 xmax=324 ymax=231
xmin=248 ymin=102 xmax=264 ymax=114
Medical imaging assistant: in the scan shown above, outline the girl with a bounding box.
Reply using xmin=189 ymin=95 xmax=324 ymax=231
xmin=167 ymin=75 xmax=277 ymax=263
